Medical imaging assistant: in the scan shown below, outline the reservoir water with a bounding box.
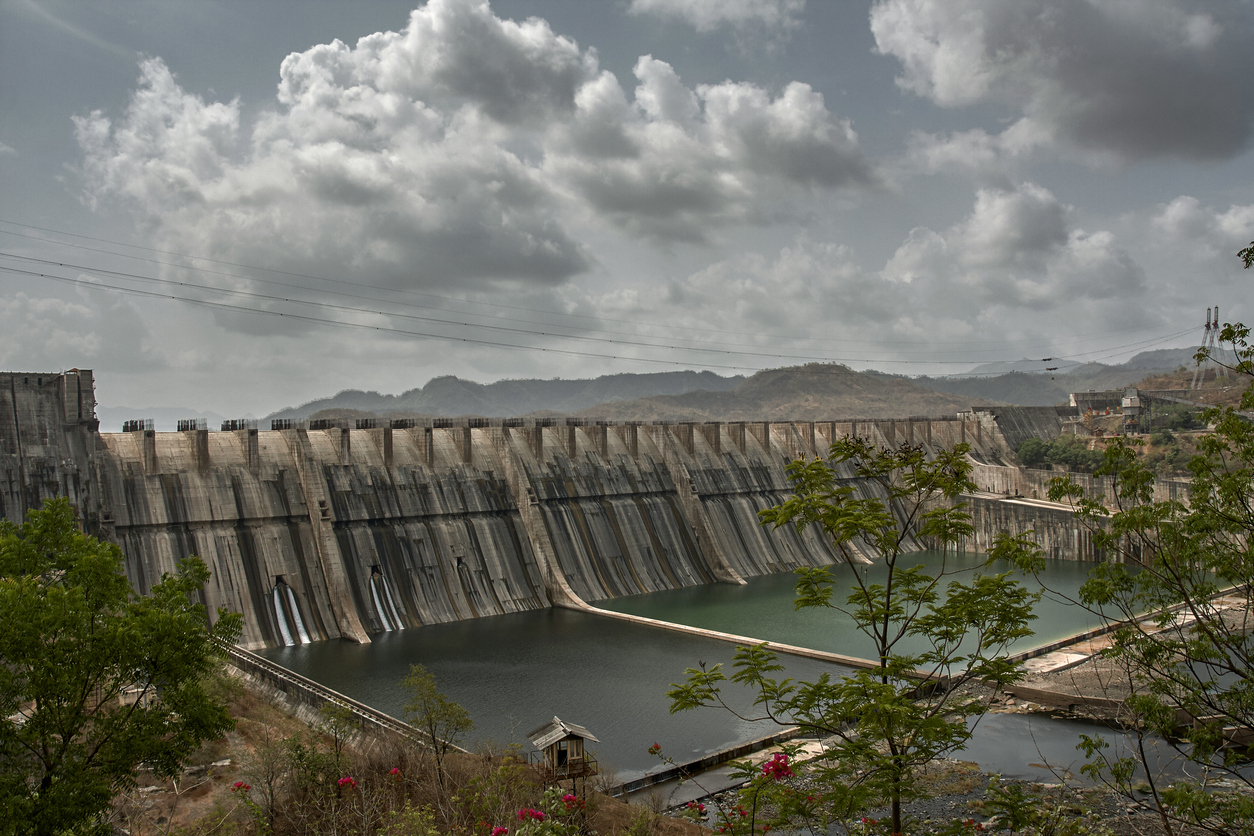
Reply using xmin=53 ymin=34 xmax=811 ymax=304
xmin=598 ymin=552 xmax=1104 ymax=657
xmin=261 ymin=553 xmax=1109 ymax=782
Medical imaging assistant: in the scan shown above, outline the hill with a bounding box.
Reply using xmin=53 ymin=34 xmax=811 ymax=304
xmin=573 ymin=364 xmax=980 ymax=421
xmin=913 ymin=348 xmax=1202 ymax=406
xmin=265 ymin=370 xmax=744 ymax=422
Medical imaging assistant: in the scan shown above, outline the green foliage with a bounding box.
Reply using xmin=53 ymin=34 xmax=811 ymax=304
xmin=668 ymin=439 xmax=1040 ymax=835
xmin=1149 ymin=402 xmax=1202 ymax=433
xmin=1239 ymin=241 xmax=1254 ymax=270
xmin=1017 ymin=435 xmax=1105 ymax=472
xmin=381 ymin=802 xmax=441 ymax=836
xmin=1041 ymin=318 xmax=1254 ymax=834
xmin=401 ymin=663 xmax=473 ymax=790
xmin=319 ymin=702 xmax=359 ymax=774
xmin=0 ymin=498 xmax=242 ymax=836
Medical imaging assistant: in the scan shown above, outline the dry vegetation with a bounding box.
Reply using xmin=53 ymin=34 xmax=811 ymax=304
xmin=109 ymin=668 xmax=706 ymax=836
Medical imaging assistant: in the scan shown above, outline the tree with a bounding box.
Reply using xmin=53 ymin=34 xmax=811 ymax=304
xmin=669 ymin=439 xmax=1039 ymax=835
xmin=1030 ymin=310 xmax=1254 ymax=835
xmin=401 ymin=663 xmax=472 ymax=790
xmin=0 ymin=497 xmax=242 ymax=836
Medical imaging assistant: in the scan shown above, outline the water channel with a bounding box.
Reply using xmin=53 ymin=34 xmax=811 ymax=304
xmin=261 ymin=552 xmax=1166 ymax=784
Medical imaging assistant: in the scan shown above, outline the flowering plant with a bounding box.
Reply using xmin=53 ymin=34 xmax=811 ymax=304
xmin=506 ymin=788 xmax=585 ymax=836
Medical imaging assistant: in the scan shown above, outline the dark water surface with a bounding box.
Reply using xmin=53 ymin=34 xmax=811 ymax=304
xmin=262 ymin=607 xmax=850 ymax=780
xmin=261 ymin=554 xmax=1107 ymax=781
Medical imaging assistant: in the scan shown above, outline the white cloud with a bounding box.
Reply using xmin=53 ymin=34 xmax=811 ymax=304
xmin=627 ymin=0 xmax=806 ymax=32
xmin=75 ymin=0 xmax=872 ymax=294
xmin=581 ymin=183 xmax=1153 ymax=371
xmin=872 ymin=0 xmax=1254 ymax=162
xmin=0 ymin=141 xmax=16 ymax=156
xmin=881 ymin=183 xmax=1145 ymax=310
xmin=548 ymin=56 xmax=872 ymax=242
xmin=1151 ymin=196 xmax=1254 ymax=266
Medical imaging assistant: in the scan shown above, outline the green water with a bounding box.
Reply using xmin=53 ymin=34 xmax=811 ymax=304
xmin=262 ymin=552 xmax=1106 ymax=780
xmin=598 ymin=551 xmax=1103 ymax=658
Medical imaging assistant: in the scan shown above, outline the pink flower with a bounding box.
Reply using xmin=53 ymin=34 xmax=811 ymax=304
xmin=760 ymin=753 xmax=794 ymax=781
xmin=231 ymin=781 xmax=251 ymax=793
xmin=338 ymin=776 xmax=357 ymax=789
xmin=517 ymin=808 xmax=546 ymax=822
xmin=390 ymin=767 xmax=401 ymax=777
xmin=492 ymin=828 xmax=508 ymax=836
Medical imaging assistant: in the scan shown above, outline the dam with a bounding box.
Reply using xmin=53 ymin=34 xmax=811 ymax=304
xmin=0 ymin=369 xmax=1189 ymax=651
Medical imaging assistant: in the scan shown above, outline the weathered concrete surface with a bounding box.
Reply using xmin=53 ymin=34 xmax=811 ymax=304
xmin=0 ymin=370 xmax=98 ymax=525
xmin=2 ymin=370 xmax=1190 ymax=650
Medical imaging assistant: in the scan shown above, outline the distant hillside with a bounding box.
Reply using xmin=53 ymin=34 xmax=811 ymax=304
xmin=265 ymin=370 xmax=744 ymax=422
xmin=962 ymin=346 xmax=1197 ymax=378
xmin=914 ymin=348 xmax=1203 ymax=406
xmin=573 ymin=364 xmax=980 ymax=421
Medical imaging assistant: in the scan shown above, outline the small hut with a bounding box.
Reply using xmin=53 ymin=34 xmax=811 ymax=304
xmin=527 ymin=716 xmax=599 ymax=784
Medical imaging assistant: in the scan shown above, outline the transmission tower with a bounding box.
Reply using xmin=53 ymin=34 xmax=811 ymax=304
xmin=1191 ymin=305 xmax=1227 ymax=390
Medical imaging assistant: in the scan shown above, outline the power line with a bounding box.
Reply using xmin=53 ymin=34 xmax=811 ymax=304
xmin=2 ymin=259 xmax=1199 ymax=373
xmin=0 ymin=219 xmax=1200 ymax=355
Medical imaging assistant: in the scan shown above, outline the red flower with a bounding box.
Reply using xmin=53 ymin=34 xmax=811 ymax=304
xmin=231 ymin=781 xmax=251 ymax=793
xmin=760 ymin=753 xmax=793 ymax=781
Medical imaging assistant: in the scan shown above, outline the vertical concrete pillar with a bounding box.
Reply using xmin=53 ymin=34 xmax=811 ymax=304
xmin=730 ymin=421 xmax=745 ymax=454
xmin=699 ymin=422 xmax=721 ymax=456
xmin=850 ymin=420 xmax=858 ymax=440
xmin=593 ymin=424 xmax=608 ymax=458
xmin=882 ymin=421 xmax=896 ymax=445
xmin=566 ymin=425 xmax=577 ymax=457
xmin=461 ymin=427 xmax=473 ymax=464
xmin=234 ymin=428 xmax=259 ymax=471
xmin=906 ymin=420 xmax=914 ymax=445
xmin=422 ymin=427 xmax=435 ymax=466
xmin=142 ymin=429 xmax=157 ymax=473
xmin=749 ymin=422 xmax=771 ymax=454
xmin=960 ymin=421 xmax=967 ymax=444
xmin=529 ymin=426 xmax=544 ymax=460
xmin=676 ymin=423 xmax=695 ymax=455
xmin=925 ymin=421 xmax=932 ymax=446
xmin=370 ymin=427 xmax=393 ymax=468
xmin=339 ymin=427 xmax=350 ymax=466
xmin=192 ymin=428 xmax=209 ymax=472
xmin=976 ymin=420 xmax=982 ymax=444
xmin=61 ymin=373 xmax=80 ymax=422
xmin=804 ymin=422 xmax=815 ymax=457
xmin=621 ymin=423 xmax=639 ymax=458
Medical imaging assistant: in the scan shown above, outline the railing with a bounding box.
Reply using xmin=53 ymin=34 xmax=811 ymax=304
xmin=223 ymin=644 xmax=467 ymax=751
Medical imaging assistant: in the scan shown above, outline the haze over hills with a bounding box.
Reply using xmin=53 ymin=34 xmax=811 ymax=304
xmin=911 ymin=348 xmax=1202 ymax=407
xmin=97 ymin=347 xmax=1203 ymax=430
xmin=570 ymin=364 xmax=977 ymax=421
xmin=264 ymin=370 xmax=743 ymax=423
xmin=958 ymin=346 xmax=1197 ymax=378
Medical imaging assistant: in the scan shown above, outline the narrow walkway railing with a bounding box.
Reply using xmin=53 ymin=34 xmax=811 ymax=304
xmin=223 ymin=644 xmax=466 ymax=752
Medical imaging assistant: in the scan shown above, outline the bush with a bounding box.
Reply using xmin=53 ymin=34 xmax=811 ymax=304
xmin=1016 ymin=435 xmax=1105 ymax=472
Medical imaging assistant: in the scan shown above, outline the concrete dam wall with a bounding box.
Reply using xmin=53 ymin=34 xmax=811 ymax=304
xmin=4 ymin=370 xmax=1151 ymax=650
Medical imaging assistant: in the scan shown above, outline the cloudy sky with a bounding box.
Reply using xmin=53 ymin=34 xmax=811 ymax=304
xmin=1 ymin=0 xmax=1252 ymax=417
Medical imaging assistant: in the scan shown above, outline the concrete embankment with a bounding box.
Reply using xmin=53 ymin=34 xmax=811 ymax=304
xmin=3 ymin=369 xmax=1188 ymax=650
